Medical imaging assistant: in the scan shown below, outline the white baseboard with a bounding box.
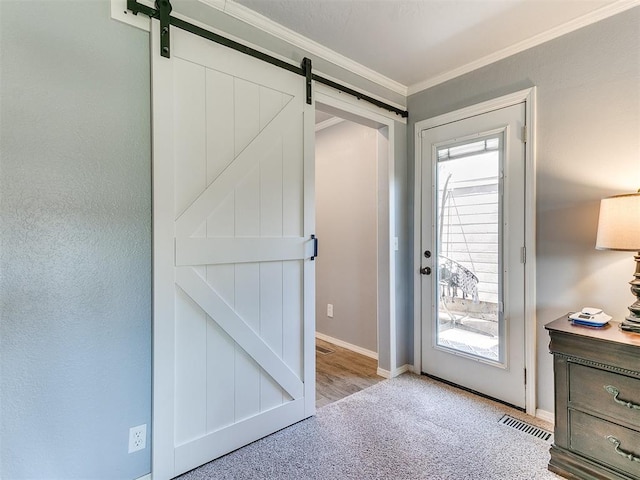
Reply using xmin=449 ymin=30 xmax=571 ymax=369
xmin=377 ymin=363 xmax=410 ymax=379
xmin=315 ymin=332 xmax=378 ymax=360
xmin=135 ymin=474 xmax=151 ymax=480
xmin=536 ymin=409 xmax=554 ymax=425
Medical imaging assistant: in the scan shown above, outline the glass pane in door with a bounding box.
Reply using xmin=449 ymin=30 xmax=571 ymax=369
xmin=435 ymin=136 xmax=502 ymax=363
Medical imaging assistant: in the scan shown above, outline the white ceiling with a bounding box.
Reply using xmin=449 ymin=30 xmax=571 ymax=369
xmin=231 ymin=0 xmax=634 ymax=93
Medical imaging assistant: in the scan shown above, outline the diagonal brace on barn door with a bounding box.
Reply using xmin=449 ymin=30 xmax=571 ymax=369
xmin=175 ymin=267 xmax=305 ymax=400
xmin=174 ymin=98 xmax=299 ymax=237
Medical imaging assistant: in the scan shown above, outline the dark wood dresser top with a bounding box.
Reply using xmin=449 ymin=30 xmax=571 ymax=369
xmin=545 ymin=315 xmax=640 ymax=348
xmin=545 ymin=315 xmax=640 ymax=377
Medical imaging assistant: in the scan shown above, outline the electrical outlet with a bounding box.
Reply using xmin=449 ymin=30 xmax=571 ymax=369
xmin=327 ymin=303 xmax=334 ymax=318
xmin=128 ymin=424 xmax=147 ymax=453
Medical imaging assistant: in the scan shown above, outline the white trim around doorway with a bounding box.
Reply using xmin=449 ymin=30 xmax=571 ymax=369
xmin=315 ymin=83 xmax=400 ymax=377
xmin=412 ymin=87 xmax=537 ymax=416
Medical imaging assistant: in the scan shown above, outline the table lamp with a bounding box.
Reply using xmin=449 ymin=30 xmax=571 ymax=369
xmin=595 ymin=190 xmax=640 ymax=324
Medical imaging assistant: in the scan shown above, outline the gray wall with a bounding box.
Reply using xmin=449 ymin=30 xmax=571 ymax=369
xmin=407 ymin=7 xmax=640 ymax=413
xmin=315 ymin=121 xmax=378 ymax=353
xmin=0 ymin=1 xmax=151 ymax=478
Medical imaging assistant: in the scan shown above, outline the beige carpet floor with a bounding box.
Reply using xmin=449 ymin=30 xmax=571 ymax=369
xmin=179 ymin=373 xmax=560 ymax=479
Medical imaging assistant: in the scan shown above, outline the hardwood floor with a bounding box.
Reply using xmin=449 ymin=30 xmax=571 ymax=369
xmin=315 ymin=338 xmax=384 ymax=408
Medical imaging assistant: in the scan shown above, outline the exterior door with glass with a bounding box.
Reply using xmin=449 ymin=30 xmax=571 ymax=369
xmin=420 ymin=103 xmax=526 ymax=408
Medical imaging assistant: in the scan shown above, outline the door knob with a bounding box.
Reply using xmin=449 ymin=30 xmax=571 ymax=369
xmin=420 ymin=266 xmax=432 ymax=275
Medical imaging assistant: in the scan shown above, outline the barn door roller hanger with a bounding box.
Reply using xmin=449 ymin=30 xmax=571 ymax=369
xmin=126 ymin=0 xmax=408 ymax=117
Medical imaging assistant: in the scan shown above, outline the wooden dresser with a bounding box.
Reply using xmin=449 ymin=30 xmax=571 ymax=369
xmin=546 ymin=316 xmax=640 ymax=480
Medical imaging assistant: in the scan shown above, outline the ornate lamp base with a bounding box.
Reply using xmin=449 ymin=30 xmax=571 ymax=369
xmin=626 ymin=252 xmax=640 ymax=323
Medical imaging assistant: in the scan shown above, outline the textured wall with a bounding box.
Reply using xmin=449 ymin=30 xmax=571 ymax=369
xmin=0 ymin=1 xmax=151 ymax=478
xmin=316 ymin=121 xmax=378 ymax=353
xmin=407 ymin=7 xmax=640 ymax=413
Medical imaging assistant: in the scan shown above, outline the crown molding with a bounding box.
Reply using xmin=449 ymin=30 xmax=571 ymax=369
xmin=198 ymin=0 xmax=408 ymax=97
xmin=408 ymin=0 xmax=640 ymax=95
xmin=127 ymin=0 xmax=638 ymax=102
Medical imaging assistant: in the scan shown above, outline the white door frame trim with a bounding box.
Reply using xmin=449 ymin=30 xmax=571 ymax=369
xmin=315 ymin=83 xmax=399 ymax=376
xmin=412 ymin=87 xmax=537 ymax=416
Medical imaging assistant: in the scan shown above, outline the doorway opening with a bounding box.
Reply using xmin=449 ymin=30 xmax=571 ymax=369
xmin=313 ymin=91 xmax=398 ymax=407
xmin=314 ymin=112 xmax=382 ymax=407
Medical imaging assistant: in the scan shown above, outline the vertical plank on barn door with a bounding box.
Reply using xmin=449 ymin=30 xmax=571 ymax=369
xmin=152 ymin=21 xmax=314 ymax=480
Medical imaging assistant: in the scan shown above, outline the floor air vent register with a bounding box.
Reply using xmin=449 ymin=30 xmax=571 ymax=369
xmin=498 ymin=414 xmax=553 ymax=443
xmin=316 ymin=345 xmax=335 ymax=355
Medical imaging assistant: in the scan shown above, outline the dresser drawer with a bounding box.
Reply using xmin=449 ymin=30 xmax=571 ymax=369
xmin=569 ymin=362 xmax=640 ymax=427
xmin=570 ymin=410 xmax=640 ymax=478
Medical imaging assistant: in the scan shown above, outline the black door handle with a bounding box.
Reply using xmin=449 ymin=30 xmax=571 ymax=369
xmin=311 ymin=234 xmax=318 ymax=261
xmin=420 ymin=266 xmax=432 ymax=275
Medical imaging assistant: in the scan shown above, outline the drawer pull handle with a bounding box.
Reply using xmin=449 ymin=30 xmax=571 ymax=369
xmin=604 ymin=385 xmax=640 ymax=410
xmin=607 ymin=436 xmax=640 ymax=463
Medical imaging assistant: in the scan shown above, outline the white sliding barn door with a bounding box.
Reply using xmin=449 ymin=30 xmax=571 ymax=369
xmin=152 ymin=23 xmax=315 ymax=479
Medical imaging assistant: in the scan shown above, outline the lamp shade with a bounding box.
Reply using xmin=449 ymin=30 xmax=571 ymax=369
xmin=595 ymin=192 xmax=640 ymax=251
